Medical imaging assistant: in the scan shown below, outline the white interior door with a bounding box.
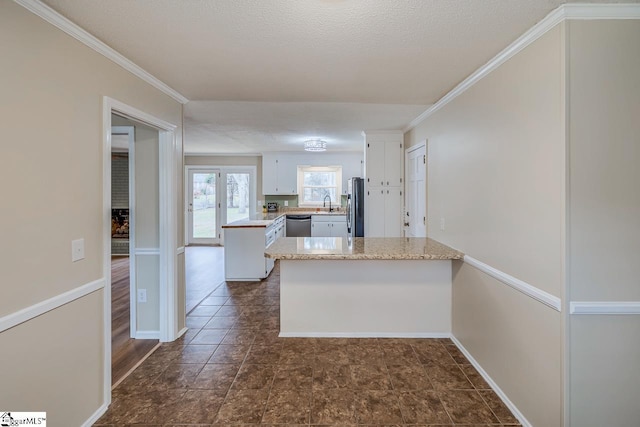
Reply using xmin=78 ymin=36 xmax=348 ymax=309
xmin=187 ymin=168 xmax=221 ymax=244
xmin=405 ymin=143 xmax=427 ymax=237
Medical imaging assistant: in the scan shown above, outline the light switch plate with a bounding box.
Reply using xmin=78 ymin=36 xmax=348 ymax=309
xmin=137 ymin=289 xmax=147 ymax=303
xmin=284 ymin=201 xmax=289 ymax=206
xmin=71 ymin=238 xmax=85 ymax=262
xmin=440 ymin=217 xmax=445 ymax=231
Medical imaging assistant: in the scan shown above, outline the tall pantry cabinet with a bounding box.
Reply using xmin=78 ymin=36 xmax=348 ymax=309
xmin=363 ymin=131 xmax=403 ymax=237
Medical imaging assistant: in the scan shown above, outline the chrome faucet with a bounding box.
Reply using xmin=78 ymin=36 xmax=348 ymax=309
xmin=323 ymin=194 xmax=332 ymax=212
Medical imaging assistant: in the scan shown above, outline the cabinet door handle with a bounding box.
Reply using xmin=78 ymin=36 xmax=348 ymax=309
xmin=387 ymin=181 xmax=389 ymax=185
xmin=381 ymin=181 xmax=383 ymax=185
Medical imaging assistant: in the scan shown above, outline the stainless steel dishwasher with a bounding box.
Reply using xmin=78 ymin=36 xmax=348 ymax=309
xmin=286 ymin=214 xmax=312 ymax=237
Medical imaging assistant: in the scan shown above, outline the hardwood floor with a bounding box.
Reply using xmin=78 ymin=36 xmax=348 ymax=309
xmin=185 ymin=245 xmax=225 ymax=313
xmin=111 ymin=256 xmax=158 ymax=385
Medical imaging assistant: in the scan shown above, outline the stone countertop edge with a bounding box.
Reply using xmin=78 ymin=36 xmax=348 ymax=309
xmin=264 ymin=237 xmax=464 ymax=261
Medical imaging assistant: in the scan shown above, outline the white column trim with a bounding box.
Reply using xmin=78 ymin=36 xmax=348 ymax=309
xmin=570 ymin=301 xmax=640 ymax=315
xmin=0 ymin=278 xmax=104 ymax=333
xmin=464 ymin=255 xmax=562 ymax=312
xmin=159 ymin=129 xmax=179 ymax=343
xmin=404 ymin=3 xmax=640 ymax=132
xmin=14 ymin=0 xmax=188 ymax=104
xmin=451 ymin=335 xmax=532 ymax=427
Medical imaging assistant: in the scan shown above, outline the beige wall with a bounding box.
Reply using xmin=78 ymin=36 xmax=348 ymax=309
xmin=0 ymin=291 xmax=104 ymax=426
xmin=405 ymin=25 xmax=566 ymax=426
xmin=185 ymin=155 xmax=263 ymax=196
xmin=452 ymin=262 xmax=563 ymax=426
xmin=567 ymin=20 xmax=640 ymax=426
xmin=0 ymin=1 xmax=183 ymax=424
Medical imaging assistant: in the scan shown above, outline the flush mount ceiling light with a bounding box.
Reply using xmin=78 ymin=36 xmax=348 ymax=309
xmin=304 ymin=139 xmax=327 ymax=152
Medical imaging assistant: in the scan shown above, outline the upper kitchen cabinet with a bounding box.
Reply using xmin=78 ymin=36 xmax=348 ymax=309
xmin=364 ymin=132 xmax=403 ymax=187
xmin=262 ymin=152 xmax=364 ymax=196
xmin=262 ymin=153 xmax=298 ymax=195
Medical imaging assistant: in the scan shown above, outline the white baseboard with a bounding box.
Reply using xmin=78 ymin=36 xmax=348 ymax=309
xmin=450 ymin=335 xmax=532 ymax=427
xmin=278 ymin=332 xmax=451 ymax=338
xmin=135 ymin=330 xmax=160 ymax=339
xmin=0 ymin=278 xmax=105 ymax=333
xmin=81 ymin=402 xmax=108 ymax=427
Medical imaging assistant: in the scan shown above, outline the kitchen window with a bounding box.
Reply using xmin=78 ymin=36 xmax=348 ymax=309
xmin=297 ymin=166 xmax=342 ymax=206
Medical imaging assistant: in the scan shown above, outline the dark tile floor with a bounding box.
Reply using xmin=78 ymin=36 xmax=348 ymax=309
xmin=96 ymin=262 xmax=521 ymax=426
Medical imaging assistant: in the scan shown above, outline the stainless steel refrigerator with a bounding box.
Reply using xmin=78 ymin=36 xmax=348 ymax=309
xmin=347 ymin=177 xmax=365 ymax=237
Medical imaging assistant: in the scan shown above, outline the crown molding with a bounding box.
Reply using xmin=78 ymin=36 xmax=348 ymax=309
xmin=404 ymin=3 xmax=640 ymax=132
xmin=14 ymin=0 xmax=189 ymax=104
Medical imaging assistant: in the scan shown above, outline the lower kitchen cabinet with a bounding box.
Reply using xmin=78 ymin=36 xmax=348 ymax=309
xmin=224 ymin=225 xmax=276 ymax=281
xmin=311 ymin=215 xmax=348 ymax=238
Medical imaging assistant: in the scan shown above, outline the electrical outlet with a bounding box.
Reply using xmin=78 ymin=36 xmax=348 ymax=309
xmin=137 ymin=289 xmax=147 ymax=303
xmin=284 ymin=200 xmax=289 ymax=206
xmin=71 ymin=238 xmax=85 ymax=262
xmin=440 ymin=217 xmax=445 ymax=231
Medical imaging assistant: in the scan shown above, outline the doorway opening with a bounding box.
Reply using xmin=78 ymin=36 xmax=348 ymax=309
xmin=102 ymin=97 xmax=180 ymax=404
xmin=110 ymin=121 xmax=160 ymax=386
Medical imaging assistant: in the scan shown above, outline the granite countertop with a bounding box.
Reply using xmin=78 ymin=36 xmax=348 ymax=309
xmin=222 ymin=210 xmax=346 ymax=228
xmin=222 ymin=212 xmax=285 ymax=228
xmin=265 ymin=237 xmax=464 ymax=260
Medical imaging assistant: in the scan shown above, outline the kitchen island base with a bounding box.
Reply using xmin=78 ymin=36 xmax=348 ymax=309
xmin=279 ymin=259 xmax=452 ymax=337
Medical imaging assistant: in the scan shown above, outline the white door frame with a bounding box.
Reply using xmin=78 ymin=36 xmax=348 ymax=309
xmin=110 ymin=126 xmax=138 ymax=338
xmin=405 ymin=141 xmax=427 ymax=237
xmin=102 ymin=96 xmax=179 ymax=404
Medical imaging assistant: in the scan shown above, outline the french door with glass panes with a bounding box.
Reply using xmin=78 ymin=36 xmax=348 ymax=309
xmin=187 ymin=167 xmax=256 ymax=245
xmin=188 ymin=168 xmax=221 ymax=244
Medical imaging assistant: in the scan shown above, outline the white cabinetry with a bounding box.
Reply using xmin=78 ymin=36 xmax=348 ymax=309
xmin=224 ymin=218 xmax=283 ymax=281
xmin=273 ymin=215 xmax=286 ymax=239
xmin=262 ymin=154 xmax=297 ymax=195
xmin=262 ymin=152 xmax=363 ymax=196
xmin=364 ymin=131 xmax=403 ymax=237
xmin=311 ymin=215 xmax=348 ymax=238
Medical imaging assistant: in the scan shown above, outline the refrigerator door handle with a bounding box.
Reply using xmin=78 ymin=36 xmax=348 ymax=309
xmin=346 ymin=194 xmax=352 ymax=234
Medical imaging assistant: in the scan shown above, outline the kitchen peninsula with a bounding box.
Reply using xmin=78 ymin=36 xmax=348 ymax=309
xmin=265 ymin=237 xmax=463 ymax=337
xmin=222 ymin=209 xmax=346 ymax=281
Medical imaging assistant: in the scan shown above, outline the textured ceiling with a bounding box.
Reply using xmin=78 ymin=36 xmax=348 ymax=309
xmin=39 ymin=0 xmax=634 ymax=153
xmin=184 ymin=101 xmax=429 ymax=154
